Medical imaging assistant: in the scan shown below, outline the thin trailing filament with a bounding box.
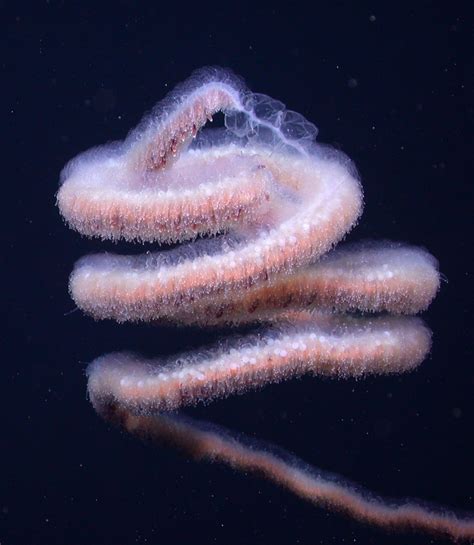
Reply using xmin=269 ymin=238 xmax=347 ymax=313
xmin=55 ymin=67 xmax=470 ymax=540
xmin=92 ymin=408 xmax=474 ymax=542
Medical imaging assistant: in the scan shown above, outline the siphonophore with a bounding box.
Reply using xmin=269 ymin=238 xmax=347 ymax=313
xmin=57 ymin=67 xmax=473 ymax=541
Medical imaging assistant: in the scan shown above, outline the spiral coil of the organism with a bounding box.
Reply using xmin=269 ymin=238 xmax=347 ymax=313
xmin=57 ymin=67 xmax=473 ymax=541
